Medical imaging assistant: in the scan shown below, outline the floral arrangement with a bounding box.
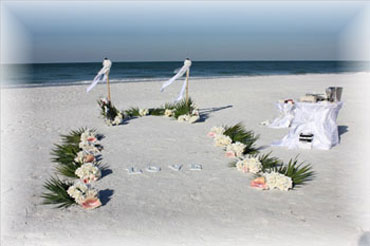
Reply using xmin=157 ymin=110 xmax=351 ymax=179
xmin=43 ymin=128 xmax=106 ymax=209
xmin=210 ymin=124 xmax=314 ymax=191
xmin=98 ymin=97 xmax=201 ymax=125
xmin=42 ymin=178 xmax=101 ymax=209
xmin=75 ymin=162 xmax=102 ymax=184
xmin=126 ymin=98 xmax=200 ymax=123
xmin=250 ymin=172 xmax=293 ymax=191
xmin=98 ymin=98 xmax=124 ymax=126
xmin=235 ymin=156 xmax=263 ymax=174
xmin=209 ymin=123 xmax=259 ymax=156
xmin=67 ymin=181 xmax=101 ymax=209
xmin=51 ymin=128 xmax=103 ymax=179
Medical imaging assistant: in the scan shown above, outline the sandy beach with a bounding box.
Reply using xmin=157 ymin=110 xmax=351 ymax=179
xmin=1 ymin=72 xmax=370 ymax=245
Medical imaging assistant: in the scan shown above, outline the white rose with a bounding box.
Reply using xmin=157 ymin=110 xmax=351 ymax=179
xmin=210 ymin=126 xmax=225 ymax=135
xmin=214 ymin=134 xmax=232 ymax=148
xmin=275 ymin=174 xmax=293 ymax=191
xmin=245 ymin=157 xmax=262 ymax=174
xmin=139 ymin=108 xmax=149 ymax=116
xmin=226 ymin=142 xmax=246 ymax=157
xmin=264 ymin=172 xmax=282 ymax=190
xmin=164 ymin=109 xmax=174 ymax=117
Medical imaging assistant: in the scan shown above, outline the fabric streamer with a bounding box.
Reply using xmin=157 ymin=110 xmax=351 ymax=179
xmin=87 ymin=59 xmax=112 ymax=93
xmin=161 ymin=59 xmax=192 ymax=102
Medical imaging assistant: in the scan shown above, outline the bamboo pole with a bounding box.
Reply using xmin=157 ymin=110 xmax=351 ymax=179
xmin=106 ymin=72 xmax=111 ymax=102
xmin=185 ymin=68 xmax=190 ymax=105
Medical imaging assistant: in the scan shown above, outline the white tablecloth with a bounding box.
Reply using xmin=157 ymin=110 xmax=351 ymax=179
xmin=272 ymin=101 xmax=343 ymax=150
xmin=266 ymin=102 xmax=295 ymax=128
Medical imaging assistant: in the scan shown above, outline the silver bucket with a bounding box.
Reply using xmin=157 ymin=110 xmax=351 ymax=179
xmin=335 ymin=87 xmax=343 ymax=101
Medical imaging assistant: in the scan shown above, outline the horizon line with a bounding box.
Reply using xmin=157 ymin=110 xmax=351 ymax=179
xmin=2 ymin=59 xmax=370 ymax=65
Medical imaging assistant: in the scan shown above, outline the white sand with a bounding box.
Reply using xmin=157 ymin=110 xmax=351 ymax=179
xmin=1 ymin=73 xmax=370 ymax=246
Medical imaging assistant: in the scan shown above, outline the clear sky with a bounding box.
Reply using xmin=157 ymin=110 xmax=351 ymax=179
xmin=1 ymin=1 xmax=369 ymax=63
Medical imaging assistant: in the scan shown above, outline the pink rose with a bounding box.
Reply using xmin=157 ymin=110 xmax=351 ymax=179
xmin=87 ymin=137 xmax=97 ymax=143
xmin=84 ymin=154 xmax=95 ymax=163
xmin=80 ymin=197 xmax=102 ymax=210
xmin=225 ymin=151 xmax=236 ymax=158
xmin=207 ymin=132 xmax=216 ymax=137
xmin=251 ymin=177 xmax=268 ymax=189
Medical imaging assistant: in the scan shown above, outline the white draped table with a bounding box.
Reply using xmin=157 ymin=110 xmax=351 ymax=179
xmin=267 ymin=102 xmax=295 ymax=128
xmin=272 ymin=101 xmax=343 ymax=150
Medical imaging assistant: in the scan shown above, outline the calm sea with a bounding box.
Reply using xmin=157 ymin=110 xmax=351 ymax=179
xmin=1 ymin=61 xmax=369 ymax=87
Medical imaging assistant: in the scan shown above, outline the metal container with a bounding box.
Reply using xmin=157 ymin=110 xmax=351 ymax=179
xmin=326 ymin=87 xmax=335 ymax=102
xmin=335 ymin=87 xmax=343 ymax=101
xmin=326 ymin=87 xmax=343 ymax=102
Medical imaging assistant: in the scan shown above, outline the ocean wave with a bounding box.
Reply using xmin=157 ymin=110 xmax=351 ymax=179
xmin=2 ymin=71 xmax=369 ymax=89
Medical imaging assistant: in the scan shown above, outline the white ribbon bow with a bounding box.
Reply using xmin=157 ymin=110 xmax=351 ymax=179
xmin=161 ymin=59 xmax=192 ymax=102
xmin=87 ymin=59 xmax=112 ymax=93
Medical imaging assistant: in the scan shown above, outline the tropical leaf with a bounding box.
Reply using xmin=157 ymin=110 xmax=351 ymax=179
xmin=51 ymin=144 xmax=80 ymax=165
xmin=256 ymin=152 xmax=282 ymax=172
xmin=273 ymin=157 xmax=314 ymax=187
xmin=55 ymin=161 xmax=82 ymax=178
xmin=124 ymin=107 xmax=141 ymax=117
xmin=41 ymin=177 xmax=76 ymax=208
xmin=148 ymin=107 xmax=165 ymax=116
xmin=228 ymin=152 xmax=281 ymax=171
xmin=98 ymin=100 xmax=121 ymax=121
xmin=60 ymin=128 xmax=89 ymax=146
xmin=173 ymin=97 xmax=194 ymax=118
xmin=223 ymin=123 xmax=259 ymax=154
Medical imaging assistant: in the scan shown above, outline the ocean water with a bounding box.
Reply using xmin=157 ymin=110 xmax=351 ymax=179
xmin=1 ymin=61 xmax=369 ymax=87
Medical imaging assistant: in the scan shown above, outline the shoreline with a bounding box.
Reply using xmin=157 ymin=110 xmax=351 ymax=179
xmin=1 ymin=71 xmax=370 ymax=90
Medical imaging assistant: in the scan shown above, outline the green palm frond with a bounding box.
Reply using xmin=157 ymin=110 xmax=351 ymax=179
xmin=228 ymin=152 xmax=281 ymax=171
xmin=223 ymin=123 xmax=259 ymax=154
xmin=55 ymin=161 xmax=82 ymax=178
xmin=148 ymin=107 xmax=165 ymax=116
xmin=98 ymin=100 xmax=120 ymax=121
xmin=124 ymin=107 xmax=141 ymax=117
xmin=51 ymin=144 xmax=80 ymax=165
xmin=256 ymin=152 xmax=282 ymax=172
xmin=60 ymin=128 xmax=90 ymax=146
xmin=173 ymin=97 xmax=194 ymax=118
xmin=274 ymin=157 xmax=314 ymax=187
xmin=97 ymin=99 xmax=108 ymax=118
xmin=41 ymin=177 xmax=76 ymax=208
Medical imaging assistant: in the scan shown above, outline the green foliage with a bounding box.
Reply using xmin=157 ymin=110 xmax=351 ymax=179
xmin=228 ymin=152 xmax=281 ymax=172
xmin=55 ymin=161 xmax=82 ymax=178
xmin=41 ymin=177 xmax=76 ymax=208
xmin=51 ymin=144 xmax=80 ymax=166
xmin=98 ymin=100 xmax=121 ymax=121
xmin=223 ymin=123 xmax=259 ymax=154
xmin=60 ymin=128 xmax=88 ymax=146
xmin=117 ymin=98 xmax=197 ymax=119
xmin=274 ymin=157 xmax=314 ymax=187
xmin=124 ymin=107 xmax=141 ymax=117
xmin=148 ymin=107 xmax=165 ymax=116
xmin=173 ymin=97 xmax=194 ymax=119
xmin=257 ymin=152 xmax=282 ymax=172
